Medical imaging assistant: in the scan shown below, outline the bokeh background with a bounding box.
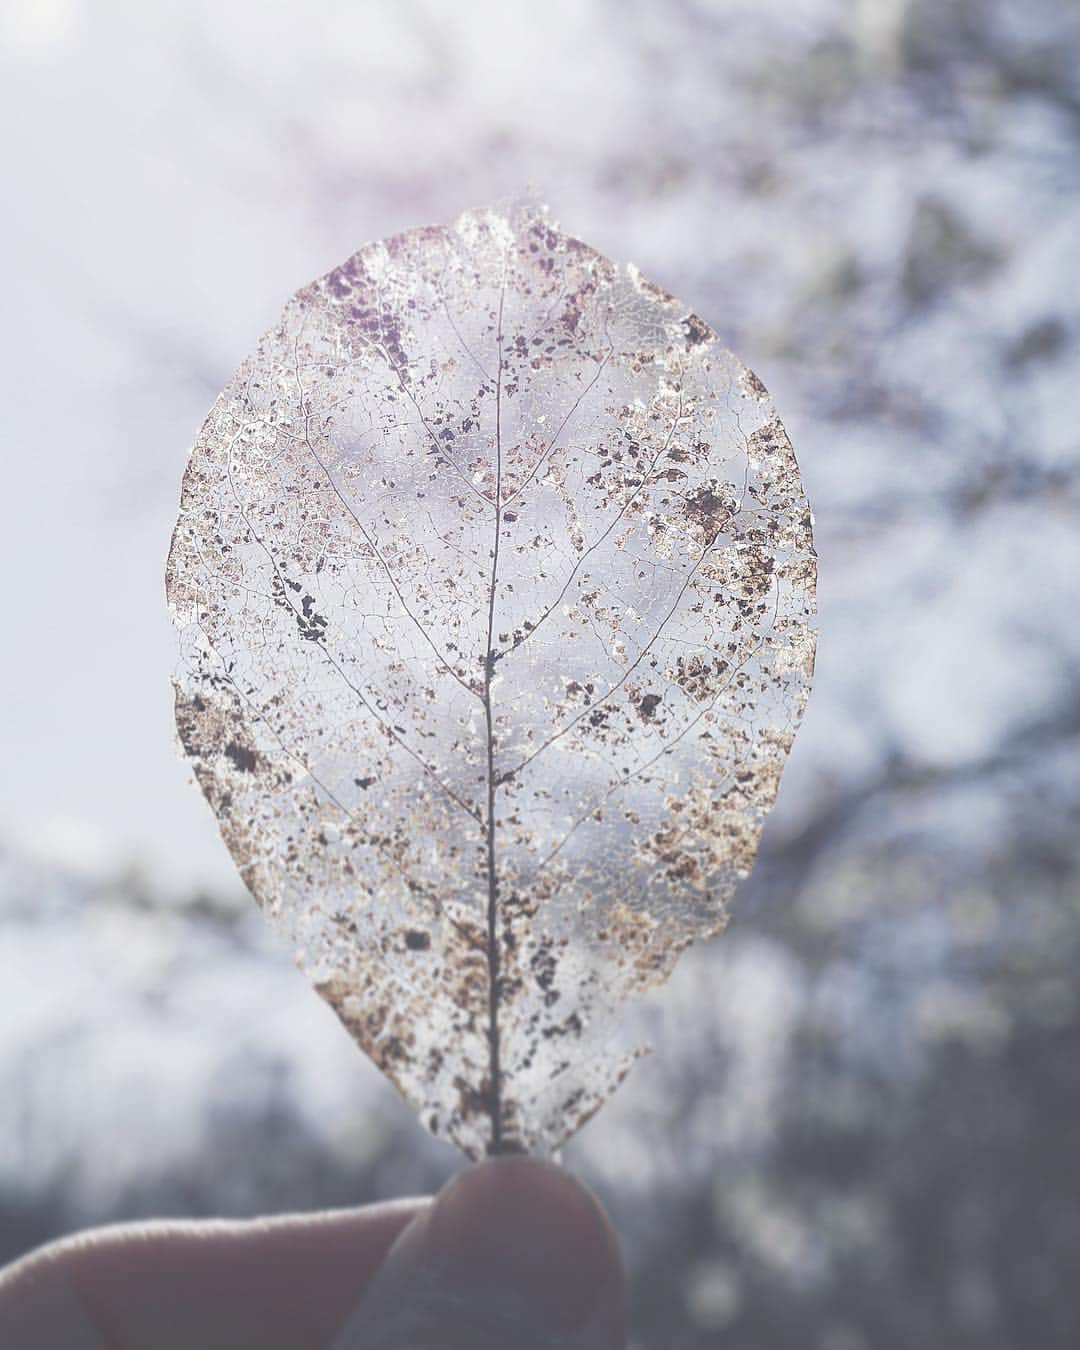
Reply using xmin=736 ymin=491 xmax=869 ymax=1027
xmin=2 ymin=1 xmax=1079 ymax=1345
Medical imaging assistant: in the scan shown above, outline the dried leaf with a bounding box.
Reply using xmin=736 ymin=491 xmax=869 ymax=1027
xmin=165 ymin=199 xmax=816 ymax=1157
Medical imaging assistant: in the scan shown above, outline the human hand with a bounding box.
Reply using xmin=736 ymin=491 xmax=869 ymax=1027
xmin=0 ymin=1156 xmax=626 ymax=1348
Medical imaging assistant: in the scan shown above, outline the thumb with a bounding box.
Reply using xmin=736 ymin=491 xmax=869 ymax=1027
xmin=331 ymin=1156 xmax=626 ymax=1349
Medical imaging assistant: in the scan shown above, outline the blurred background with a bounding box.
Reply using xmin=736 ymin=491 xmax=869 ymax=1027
xmin=2 ymin=0 xmax=1078 ymax=1345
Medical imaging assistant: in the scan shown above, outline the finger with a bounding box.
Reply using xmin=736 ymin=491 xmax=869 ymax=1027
xmin=0 ymin=1263 xmax=111 ymax=1350
xmin=2 ymin=1198 xmax=428 ymax=1350
xmin=332 ymin=1157 xmax=626 ymax=1350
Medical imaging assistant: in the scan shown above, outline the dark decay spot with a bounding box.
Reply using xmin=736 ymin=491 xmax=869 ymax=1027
xmin=326 ymin=270 xmax=353 ymax=300
xmin=531 ymin=945 xmax=558 ymax=991
xmin=455 ymin=1076 xmax=495 ymax=1122
xmin=562 ymin=1087 xmax=586 ymax=1116
xmin=225 ymin=741 xmax=258 ymax=773
xmin=354 ymin=776 xmax=376 ymax=791
xmin=405 ymin=929 xmax=431 ymax=951
xmin=638 ymin=693 xmax=662 ymax=721
xmin=379 ymin=1035 xmax=409 ymax=1066
xmin=348 ymin=298 xmax=409 ymax=368
xmin=684 ymin=483 xmax=733 ymax=531
xmin=342 ymin=251 xmax=371 ymax=284
xmin=542 ymin=1011 xmax=583 ymax=1040
xmin=682 ymin=312 xmax=712 ymax=347
xmin=282 ymin=591 xmax=329 ymax=642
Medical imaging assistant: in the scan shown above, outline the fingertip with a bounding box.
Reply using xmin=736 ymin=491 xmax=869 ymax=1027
xmin=333 ymin=1158 xmax=626 ymax=1349
xmin=428 ymin=1155 xmax=624 ymax=1333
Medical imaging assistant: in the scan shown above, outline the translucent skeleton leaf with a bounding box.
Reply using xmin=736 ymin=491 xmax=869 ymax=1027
xmin=165 ymin=199 xmax=816 ymax=1158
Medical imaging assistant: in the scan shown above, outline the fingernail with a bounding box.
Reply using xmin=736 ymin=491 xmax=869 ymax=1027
xmin=333 ymin=1158 xmax=625 ymax=1349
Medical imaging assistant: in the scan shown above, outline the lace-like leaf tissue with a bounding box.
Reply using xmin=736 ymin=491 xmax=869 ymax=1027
xmin=165 ymin=200 xmax=817 ymax=1157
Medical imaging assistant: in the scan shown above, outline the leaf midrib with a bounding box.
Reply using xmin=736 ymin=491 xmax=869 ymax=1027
xmin=481 ymin=280 xmax=507 ymax=1153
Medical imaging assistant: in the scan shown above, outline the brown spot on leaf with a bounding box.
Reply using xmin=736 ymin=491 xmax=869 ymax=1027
xmin=682 ymin=312 xmax=712 ymax=347
xmin=638 ymin=693 xmax=662 ymax=721
xmin=225 ymin=741 xmax=259 ymax=774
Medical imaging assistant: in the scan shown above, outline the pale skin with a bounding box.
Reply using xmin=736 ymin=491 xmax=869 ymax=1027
xmin=0 ymin=1157 xmax=627 ymax=1349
